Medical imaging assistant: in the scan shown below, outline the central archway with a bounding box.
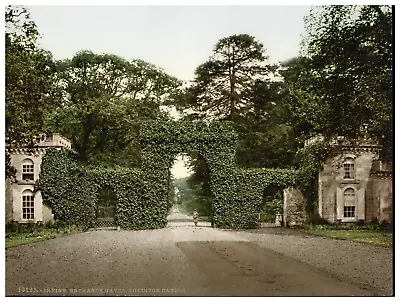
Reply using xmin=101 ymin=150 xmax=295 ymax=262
xmin=138 ymin=120 xmax=237 ymax=228
xmin=138 ymin=120 xmax=298 ymax=229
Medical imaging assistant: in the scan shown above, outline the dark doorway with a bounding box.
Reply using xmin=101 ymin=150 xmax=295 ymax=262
xmin=95 ymin=185 xmax=117 ymax=228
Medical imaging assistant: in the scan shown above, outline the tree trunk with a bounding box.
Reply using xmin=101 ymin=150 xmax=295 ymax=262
xmin=79 ymin=112 xmax=94 ymax=162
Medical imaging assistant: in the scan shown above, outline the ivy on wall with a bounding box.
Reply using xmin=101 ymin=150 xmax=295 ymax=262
xmin=294 ymin=141 xmax=330 ymax=216
xmin=40 ymin=149 xmax=147 ymax=228
xmin=39 ymin=149 xmax=97 ymax=227
xmin=39 ymin=121 xmax=324 ymax=229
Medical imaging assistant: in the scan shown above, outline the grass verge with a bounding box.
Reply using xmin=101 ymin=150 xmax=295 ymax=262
xmin=5 ymin=225 xmax=87 ymax=249
xmin=300 ymin=227 xmax=392 ymax=247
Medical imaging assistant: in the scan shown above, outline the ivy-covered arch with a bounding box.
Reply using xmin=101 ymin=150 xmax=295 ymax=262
xmin=139 ymin=120 xmax=298 ymax=228
xmin=40 ymin=120 xmax=300 ymax=229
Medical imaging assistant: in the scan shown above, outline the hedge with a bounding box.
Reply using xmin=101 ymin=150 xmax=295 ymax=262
xmin=39 ymin=120 xmax=324 ymax=229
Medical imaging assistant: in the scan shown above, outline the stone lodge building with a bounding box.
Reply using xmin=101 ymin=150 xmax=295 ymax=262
xmin=313 ymin=136 xmax=392 ymax=224
xmin=5 ymin=134 xmax=71 ymax=224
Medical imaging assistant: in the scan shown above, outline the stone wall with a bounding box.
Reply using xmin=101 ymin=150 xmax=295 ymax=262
xmin=42 ymin=201 xmax=54 ymax=222
xmin=365 ymin=172 xmax=392 ymax=223
xmin=283 ymin=187 xmax=309 ymax=227
xmin=365 ymin=177 xmax=380 ymax=223
xmin=5 ymin=178 xmax=13 ymax=223
xmin=318 ymin=155 xmax=339 ymax=222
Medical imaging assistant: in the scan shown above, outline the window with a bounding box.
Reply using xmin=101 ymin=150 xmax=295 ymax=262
xmin=22 ymin=190 xmax=34 ymax=220
xmin=344 ymin=158 xmax=355 ymax=179
xmin=343 ymin=188 xmax=356 ymax=218
xmin=344 ymin=206 xmax=355 ymax=218
xmin=22 ymin=159 xmax=34 ymax=181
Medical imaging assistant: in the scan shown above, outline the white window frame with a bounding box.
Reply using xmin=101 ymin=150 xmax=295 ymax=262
xmin=22 ymin=190 xmax=35 ymax=220
xmin=343 ymin=188 xmax=356 ymax=221
xmin=343 ymin=158 xmax=355 ymax=179
xmin=22 ymin=159 xmax=34 ymax=181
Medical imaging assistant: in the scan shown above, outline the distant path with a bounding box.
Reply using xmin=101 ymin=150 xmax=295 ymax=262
xmin=167 ymin=205 xmax=193 ymax=221
xmin=167 ymin=206 xmax=211 ymax=227
xmin=6 ymin=225 xmax=392 ymax=296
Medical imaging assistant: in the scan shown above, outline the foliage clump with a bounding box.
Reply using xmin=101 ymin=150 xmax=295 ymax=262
xmin=294 ymin=140 xmax=330 ymax=217
xmin=39 ymin=149 xmax=97 ymax=227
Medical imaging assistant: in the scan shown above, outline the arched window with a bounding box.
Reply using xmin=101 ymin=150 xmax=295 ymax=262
xmin=343 ymin=188 xmax=356 ymax=218
xmin=22 ymin=158 xmax=34 ymax=181
xmin=344 ymin=158 xmax=355 ymax=179
xmin=22 ymin=189 xmax=34 ymax=220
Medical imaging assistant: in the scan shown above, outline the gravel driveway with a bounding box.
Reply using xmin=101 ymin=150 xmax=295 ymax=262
xmin=5 ymin=222 xmax=392 ymax=297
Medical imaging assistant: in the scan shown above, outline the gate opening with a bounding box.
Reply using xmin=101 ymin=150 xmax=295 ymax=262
xmin=260 ymin=186 xmax=284 ymax=226
xmin=168 ymin=152 xmax=212 ymax=226
xmin=95 ymin=185 xmax=117 ymax=228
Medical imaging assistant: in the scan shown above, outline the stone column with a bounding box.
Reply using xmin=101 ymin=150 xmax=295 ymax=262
xmin=5 ymin=178 xmax=14 ymax=223
xmin=336 ymin=187 xmax=343 ymax=222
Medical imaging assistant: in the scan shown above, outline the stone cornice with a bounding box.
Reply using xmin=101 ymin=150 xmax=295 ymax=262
xmin=6 ymin=146 xmax=65 ymax=156
xmin=331 ymin=144 xmax=381 ymax=154
xmin=370 ymin=170 xmax=392 ymax=178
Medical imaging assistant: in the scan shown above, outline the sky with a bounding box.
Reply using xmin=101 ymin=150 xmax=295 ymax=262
xmin=26 ymin=5 xmax=312 ymax=82
xmin=22 ymin=4 xmax=312 ymax=179
xmin=171 ymin=155 xmax=191 ymax=179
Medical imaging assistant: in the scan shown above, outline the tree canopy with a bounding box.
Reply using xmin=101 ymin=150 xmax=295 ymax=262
xmin=183 ymin=34 xmax=277 ymax=122
xmin=5 ymin=6 xmax=58 ymax=148
xmin=284 ymin=5 xmax=392 ymax=156
xmin=44 ymin=51 xmax=182 ymax=166
xmin=5 ymin=6 xmax=59 ymax=177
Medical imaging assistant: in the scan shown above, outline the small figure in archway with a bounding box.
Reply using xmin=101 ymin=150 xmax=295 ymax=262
xmin=193 ymin=209 xmax=198 ymax=227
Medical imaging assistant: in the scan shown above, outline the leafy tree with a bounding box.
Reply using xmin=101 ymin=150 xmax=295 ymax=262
xmin=48 ymin=51 xmax=130 ymax=163
xmin=236 ymin=79 xmax=299 ymax=168
xmin=175 ymin=176 xmax=192 ymax=206
xmin=5 ymin=5 xmax=58 ymax=178
xmin=186 ymin=154 xmax=213 ymax=217
xmin=285 ymin=5 xmax=393 ymax=157
xmin=279 ymin=56 xmax=313 ymax=139
xmin=44 ymin=51 xmax=182 ymax=167
xmin=183 ymin=34 xmax=276 ymax=122
xmin=182 ymin=35 xmax=295 ymax=169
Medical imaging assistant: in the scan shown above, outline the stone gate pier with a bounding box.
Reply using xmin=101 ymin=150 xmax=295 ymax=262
xmin=283 ymin=187 xmax=309 ymax=227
